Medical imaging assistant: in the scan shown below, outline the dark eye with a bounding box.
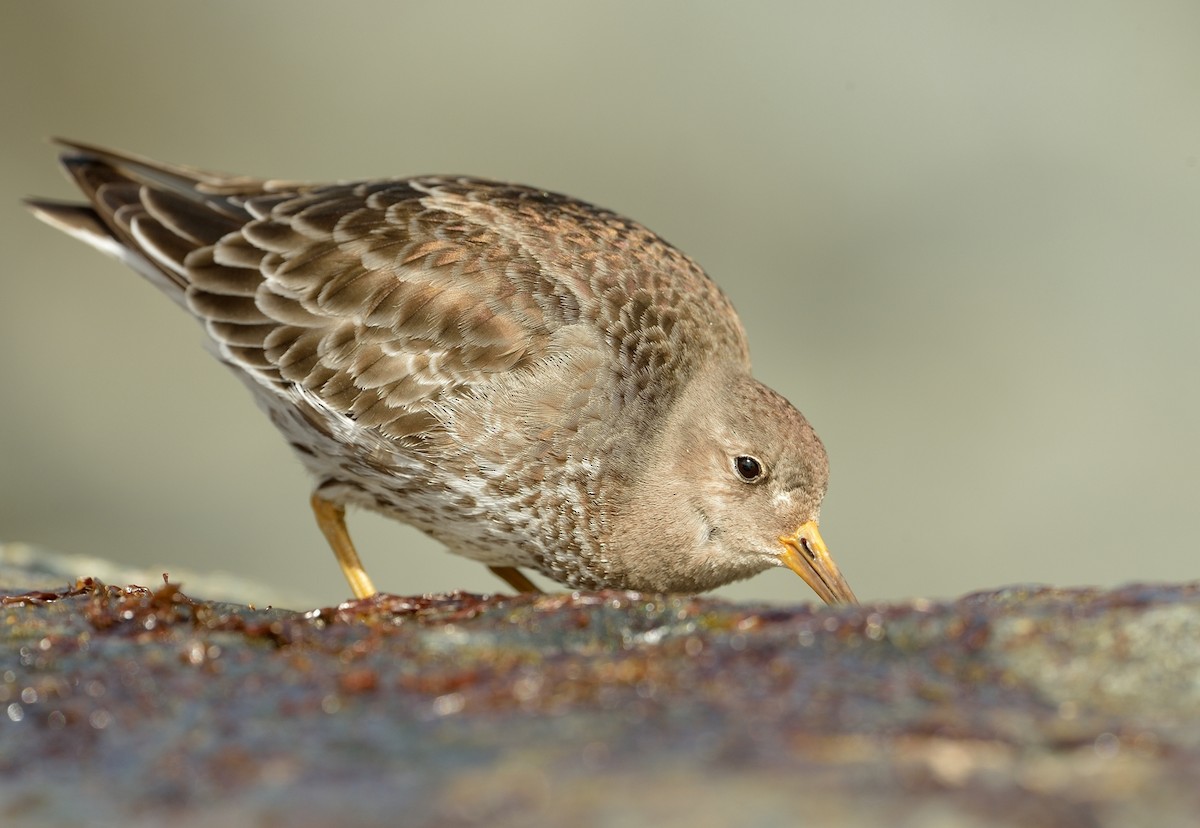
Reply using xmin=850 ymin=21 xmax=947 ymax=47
xmin=734 ymin=455 xmax=764 ymax=482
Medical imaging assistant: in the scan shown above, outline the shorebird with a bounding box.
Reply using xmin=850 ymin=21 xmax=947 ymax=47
xmin=28 ymin=140 xmax=856 ymax=605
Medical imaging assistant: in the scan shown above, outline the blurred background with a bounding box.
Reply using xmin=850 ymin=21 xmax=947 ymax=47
xmin=1 ymin=2 xmax=1197 ymax=608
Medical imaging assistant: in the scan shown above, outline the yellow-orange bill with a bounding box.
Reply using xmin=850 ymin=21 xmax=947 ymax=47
xmin=778 ymin=521 xmax=858 ymax=606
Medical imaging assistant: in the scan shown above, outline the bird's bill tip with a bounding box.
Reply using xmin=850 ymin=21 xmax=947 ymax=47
xmin=778 ymin=521 xmax=858 ymax=606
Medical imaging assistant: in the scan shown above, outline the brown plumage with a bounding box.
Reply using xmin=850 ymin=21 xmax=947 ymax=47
xmin=28 ymin=140 xmax=856 ymax=604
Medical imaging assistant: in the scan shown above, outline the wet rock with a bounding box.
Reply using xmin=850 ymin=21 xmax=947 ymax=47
xmin=1 ymin=552 xmax=1197 ymax=827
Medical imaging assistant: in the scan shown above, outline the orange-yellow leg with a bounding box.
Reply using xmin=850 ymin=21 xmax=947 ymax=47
xmin=310 ymin=492 xmax=377 ymax=599
xmin=488 ymin=566 xmax=542 ymax=594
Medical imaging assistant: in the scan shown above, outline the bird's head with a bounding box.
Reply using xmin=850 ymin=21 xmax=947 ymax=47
xmin=614 ymin=368 xmax=857 ymax=604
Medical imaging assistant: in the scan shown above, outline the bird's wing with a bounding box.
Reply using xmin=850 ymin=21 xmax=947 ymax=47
xmin=31 ymin=142 xmax=748 ymax=443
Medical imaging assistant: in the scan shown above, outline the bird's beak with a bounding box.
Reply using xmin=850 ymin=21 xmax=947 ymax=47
xmin=778 ymin=521 xmax=858 ymax=605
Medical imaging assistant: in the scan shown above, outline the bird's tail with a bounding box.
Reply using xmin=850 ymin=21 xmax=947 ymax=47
xmin=24 ymin=139 xmax=260 ymax=305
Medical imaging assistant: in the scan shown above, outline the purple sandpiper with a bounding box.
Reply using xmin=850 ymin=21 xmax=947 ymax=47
xmin=28 ymin=141 xmax=856 ymax=605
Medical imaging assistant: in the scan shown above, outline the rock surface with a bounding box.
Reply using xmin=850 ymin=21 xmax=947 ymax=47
xmin=1 ymin=548 xmax=1198 ymax=827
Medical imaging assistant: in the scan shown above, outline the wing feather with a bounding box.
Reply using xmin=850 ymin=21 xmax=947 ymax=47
xmin=31 ymin=142 xmax=751 ymax=446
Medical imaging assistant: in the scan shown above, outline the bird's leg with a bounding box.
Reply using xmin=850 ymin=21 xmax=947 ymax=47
xmin=310 ymin=492 xmax=378 ymax=599
xmin=488 ymin=566 xmax=542 ymax=594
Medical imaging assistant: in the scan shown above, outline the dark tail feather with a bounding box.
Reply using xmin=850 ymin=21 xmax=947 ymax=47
xmin=27 ymin=141 xmax=258 ymax=301
xmin=23 ymin=199 xmax=110 ymax=246
xmin=50 ymin=138 xmax=264 ymax=208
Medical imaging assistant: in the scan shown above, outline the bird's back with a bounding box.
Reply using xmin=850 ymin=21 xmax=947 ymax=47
xmin=29 ymin=141 xmax=750 ymax=447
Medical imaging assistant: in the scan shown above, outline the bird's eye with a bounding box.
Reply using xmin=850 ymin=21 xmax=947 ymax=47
xmin=734 ymin=455 xmax=764 ymax=482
